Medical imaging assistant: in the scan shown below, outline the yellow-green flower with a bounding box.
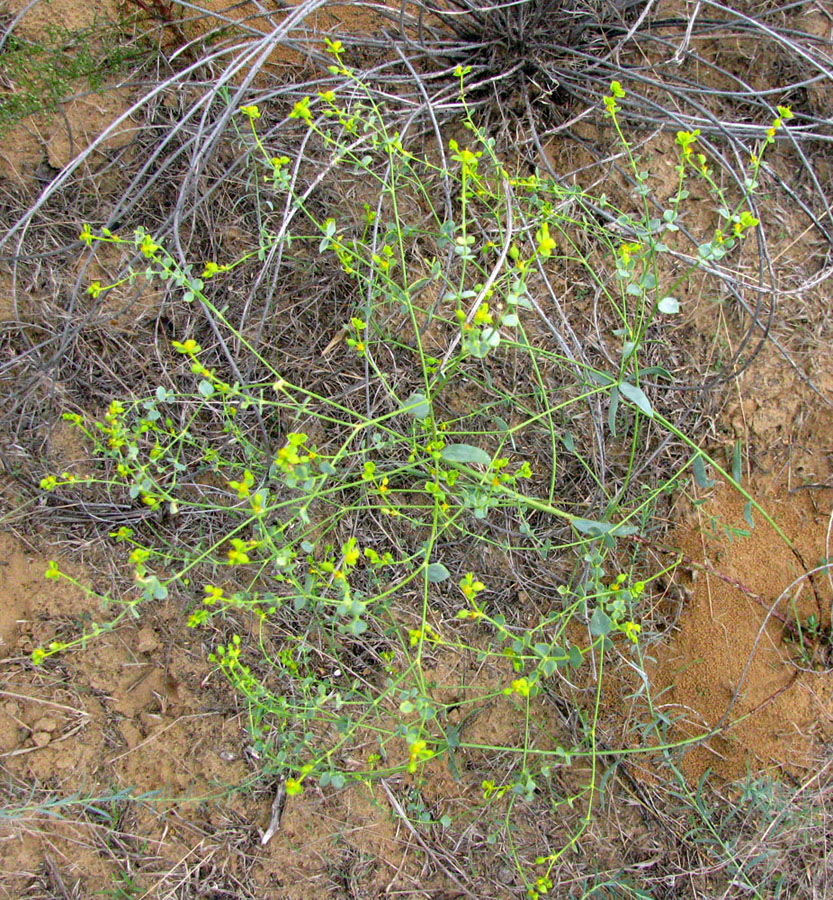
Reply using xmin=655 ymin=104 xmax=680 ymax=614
xmin=203 ymin=585 xmax=225 ymax=604
xmin=510 ymin=677 xmax=532 ymax=697
xmin=289 ymin=96 xmax=313 ymax=125
xmin=172 ymin=339 xmax=201 ymax=355
xmin=619 ymin=241 xmax=641 ymax=267
xmin=622 ymin=620 xmax=641 ymax=643
xmin=202 ymin=261 xmax=229 ymax=278
xmin=407 ymin=739 xmax=432 ymax=772
xmin=460 ymin=572 xmax=485 ymax=600
xmin=139 ymin=234 xmax=160 ymax=258
xmin=187 ymin=609 xmax=208 ymax=628
xmin=285 ymin=777 xmax=303 ymax=796
xmin=227 ymin=540 xmax=251 ymax=566
xmin=343 ymin=538 xmax=359 ymax=566
xmin=536 ymin=222 xmax=556 ymax=258
xmin=473 ymin=302 xmax=493 ymax=325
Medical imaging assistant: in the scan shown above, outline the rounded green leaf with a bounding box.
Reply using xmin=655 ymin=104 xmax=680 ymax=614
xmin=427 ymin=562 xmax=451 ymax=583
xmin=440 ymin=443 xmax=491 ymax=466
xmin=403 ymin=392 xmax=430 ymax=420
xmin=589 ymin=606 xmax=612 ymax=637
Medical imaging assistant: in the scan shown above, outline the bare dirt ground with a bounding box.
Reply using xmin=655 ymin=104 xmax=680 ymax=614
xmin=0 ymin=530 xmax=431 ymax=898
xmin=2 ymin=0 xmax=833 ymax=897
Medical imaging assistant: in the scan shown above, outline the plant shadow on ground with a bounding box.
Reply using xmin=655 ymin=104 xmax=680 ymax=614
xmin=1 ymin=1 xmax=833 ymax=898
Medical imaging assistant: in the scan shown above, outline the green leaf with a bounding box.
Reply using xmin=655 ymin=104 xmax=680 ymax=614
xmin=142 ymin=575 xmax=168 ymax=600
xmin=347 ymin=618 xmax=367 ymax=635
xmin=573 ymin=518 xmax=638 ymax=537
xmin=743 ymin=500 xmax=755 ymax=529
xmin=483 ymin=326 xmax=500 ymax=347
xmin=588 ymin=370 xmax=616 ymax=386
xmin=198 ymin=379 xmax=214 ymax=398
xmin=598 ymin=761 xmax=620 ymax=805
xmin=618 ymin=381 xmax=653 ymax=417
xmin=403 ymin=392 xmax=430 ymax=420
xmin=608 ymin=385 xmax=619 ymax=436
xmin=589 ymin=606 xmax=612 ymax=637
xmin=407 ymin=275 xmax=434 ymax=296
xmin=638 ymin=365 xmax=672 ymax=380
xmin=494 ymin=416 xmax=510 ymax=434
xmin=732 ymin=439 xmax=742 ymax=483
xmin=658 ymin=296 xmax=679 ymax=314
xmin=426 ymin=562 xmax=451 ymax=583
xmin=573 ymin=518 xmax=612 ymax=536
xmin=446 ymin=743 xmax=461 ymax=781
xmin=447 ymin=725 xmax=461 ymax=749
xmin=568 ymin=645 xmax=583 ymax=668
xmin=692 ymin=454 xmax=714 ymax=488
xmin=440 ymin=443 xmax=491 ymax=466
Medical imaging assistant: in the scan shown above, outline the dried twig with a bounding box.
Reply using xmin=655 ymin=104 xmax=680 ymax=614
xmin=260 ymin=779 xmax=286 ymax=846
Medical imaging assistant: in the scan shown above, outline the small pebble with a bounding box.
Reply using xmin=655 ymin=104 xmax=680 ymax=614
xmin=32 ymin=716 xmax=58 ymax=733
xmin=136 ymin=627 xmax=160 ymax=654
